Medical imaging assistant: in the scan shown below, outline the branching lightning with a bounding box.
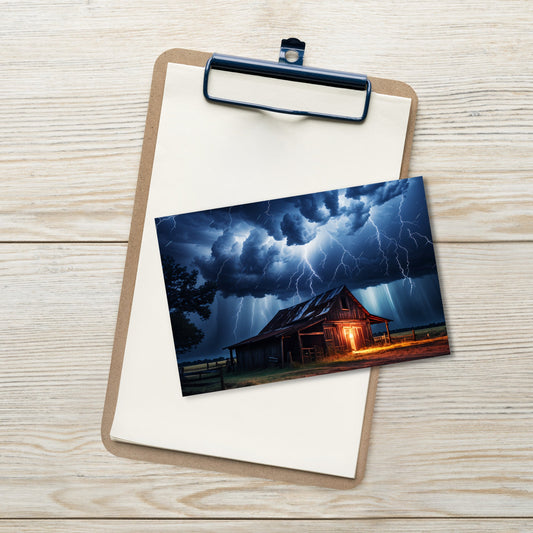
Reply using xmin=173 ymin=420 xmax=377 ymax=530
xmin=283 ymin=245 xmax=323 ymax=300
xmin=368 ymin=211 xmax=390 ymax=276
xmin=367 ymin=193 xmax=432 ymax=296
xmin=156 ymin=216 xmax=175 ymax=247
xmin=292 ymin=259 xmax=305 ymax=300
xmin=408 ymin=230 xmax=432 ymax=247
xmin=329 ymin=231 xmax=363 ymax=282
xmin=302 ymin=247 xmax=322 ymax=295
xmin=397 ymin=194 xmax=416 ymax=294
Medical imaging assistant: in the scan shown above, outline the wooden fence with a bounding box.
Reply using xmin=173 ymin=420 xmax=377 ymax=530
xmin=374 ymin=327 xmax=445 ymax=345
xmin=179 ymin=366 xmax=225 ymax=395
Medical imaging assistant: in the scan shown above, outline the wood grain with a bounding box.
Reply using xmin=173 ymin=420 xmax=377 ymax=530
xmin=0 ymin=0 xmax=531 ymax=242
xmin=0 ymin=243 xmax=532 ymax=518
xmin=1 ymin=520 xmax=533 ymax=532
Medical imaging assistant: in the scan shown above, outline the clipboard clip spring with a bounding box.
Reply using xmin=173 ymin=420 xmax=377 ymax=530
xmin=203 ymin=38 xmax=371 ymax=123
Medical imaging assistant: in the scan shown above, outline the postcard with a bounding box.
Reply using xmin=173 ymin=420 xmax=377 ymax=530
xmin=155 ymin=176 xmax=450 ymax=396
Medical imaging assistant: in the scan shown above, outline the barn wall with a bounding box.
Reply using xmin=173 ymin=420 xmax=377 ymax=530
xmin=236 ymin=339 xmax=281 ymax=371
xmin=327 ymin=293 xmax=366 ymax=321
xmin=324 ymin=319 xmax=374 ymax=353
xmin=299 ymin=333 xmax=326 ymax=360
xmin=284 ymin=334 xmax=307 ymax=364
xmin=321 ymin=292 xmax=378 ymax=352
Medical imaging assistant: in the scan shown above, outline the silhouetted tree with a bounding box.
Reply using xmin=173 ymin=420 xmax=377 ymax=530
xmin=161 ymin=256 xmax=217 ymax=354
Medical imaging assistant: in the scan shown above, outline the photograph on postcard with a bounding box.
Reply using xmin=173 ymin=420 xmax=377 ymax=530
xmin=155 ymin=176 xmax=449 ymax=396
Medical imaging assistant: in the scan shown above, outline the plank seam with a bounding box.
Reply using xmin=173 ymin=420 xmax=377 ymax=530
xmin=1 ymin=517 xmax=533 ymax=521
xmin=0 ymin=240 xmax=531 ymax=245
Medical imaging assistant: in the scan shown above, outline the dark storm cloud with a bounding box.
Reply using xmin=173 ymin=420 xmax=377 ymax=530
xmin=235 ymin=191 xmax=342 ymax=241
xmin=156 ymin=176 xmax=436 ymax=300
xmin=297 ymin=191 xmax=339 ymax=223
xmin=280 ymin=212 xmax=317 ymax=246
xmin=240 ymin=229 xmax=280 ymax=274
xmin=347 ymin=179 xmax=408 ymax=206
xmin=342 ymin=179 xmax=410 ymax=235
xmin=211 ymin=229 xmax=237 ymax=256
xmin=198 ymin=190 xmax=345 ymax=246
xmin=323 ymin=190 xmax=340 ymax=217
xmin=201 ymin=229 xmax=242 ymax=283
xmin=234 ymin=201 xmax=285 ymax=241
xmin=345 ymin=200 xmax=370 ymax=233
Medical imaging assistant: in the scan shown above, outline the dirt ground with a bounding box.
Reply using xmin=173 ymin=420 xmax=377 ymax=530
xmin=223 ymin=336 xmax=450 ymax=390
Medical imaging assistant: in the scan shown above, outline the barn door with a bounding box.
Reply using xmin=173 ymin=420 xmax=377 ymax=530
xmin=352 ymin=327 xmax=364 ymax=349
xmin=343 ymin=327 xmax=356 ymax=351
xmin=344 ymin=326 xmax=364 ymax=351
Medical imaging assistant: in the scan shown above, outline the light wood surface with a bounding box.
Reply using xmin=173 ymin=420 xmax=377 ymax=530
xmin=1 ymin=520 xmax=533 ymax=532
xmin=1 ymin=0 xmax=532 ymax=530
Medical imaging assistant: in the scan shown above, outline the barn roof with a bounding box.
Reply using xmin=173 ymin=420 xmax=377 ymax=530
xmin=224 ymin=286 xmax=390 ymax=350
xmin=224 ymin=318 xmax=324 ymax=350
xmin=260 ymin=285 xmax=345 ymax=333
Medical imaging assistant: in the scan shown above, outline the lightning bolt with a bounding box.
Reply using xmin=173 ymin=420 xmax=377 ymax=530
xmin=397 ymin=194 xmax=415 ymax=294
xmin=293 ymin=258 xmax=305 ymax=300
xmin=302 ymin=247 xmax=322 ymax=295
xmin=286 ymin=245 xmax=323 ymax=300
xmin=329 ymin=231 xmax=363 ymax=282
xmin=260 ymin=298 xmax=269 ymax=324
xmin=288 ymin=261 xmax=300 ymax=293
xmin=233 ymin=297 xmax=244 ymax=339
xmin=367 ymin=193 xmax=432 ymax=296
xmin=216 ymin=256 xmax=231 ymax=283
xmin=369 ymin=206 xmax=414 ymax=293
xmin=408 ymin=230 xmax=432 ymax=247
xmin=170 ymin=216 xmax=177 ymax=232
xmin=396 ymin=242 xmax=414 ymax=294
xmin=318 ymin=243 xmax=328 ymax=271
xmin=259 ymin=200 xmax=272 ymax=220
xmin=156 ymin=216 xmax=176 ymax=247
xmin=250 ymin=298 xmax=256 ymax=335
xmin=368 ymin=211 xmax=390 ymax=277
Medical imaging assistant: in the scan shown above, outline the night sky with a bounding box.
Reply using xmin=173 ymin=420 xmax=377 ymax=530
xmin=156 ymin=176 xmax=446 ymax=362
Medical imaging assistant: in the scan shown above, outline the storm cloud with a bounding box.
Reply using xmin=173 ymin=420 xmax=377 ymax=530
xmin=155 ymin=177 xmax=438 ymax=301
xmin=280 ymin=212 xmax=317 ymax=245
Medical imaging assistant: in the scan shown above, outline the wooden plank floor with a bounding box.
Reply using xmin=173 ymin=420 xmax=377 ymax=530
xmin=1 ymin=1 xmax=532 ymax=530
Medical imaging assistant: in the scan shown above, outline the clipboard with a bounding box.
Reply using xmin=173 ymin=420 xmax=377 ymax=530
xmin=101 ymin=41 xmax=417 ymax=489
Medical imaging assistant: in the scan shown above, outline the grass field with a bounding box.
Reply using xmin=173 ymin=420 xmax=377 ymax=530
xmin=379 ymin=325 xmax=447 ymax=343
xmin=177 ymin=326 xmax=449 ymax=394
xmin=223 ymin=331 xmax=449 ymax=391
xmin=180 ymin=359 xmax=227 ymax=373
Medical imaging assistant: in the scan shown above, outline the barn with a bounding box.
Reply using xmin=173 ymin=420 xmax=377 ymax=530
xmin=225 ymin=285 xmax=391 ymax=371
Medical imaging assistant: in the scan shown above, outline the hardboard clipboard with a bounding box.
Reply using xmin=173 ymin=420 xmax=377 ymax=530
xmin=101 ymin=47 xmax=418 ymax=489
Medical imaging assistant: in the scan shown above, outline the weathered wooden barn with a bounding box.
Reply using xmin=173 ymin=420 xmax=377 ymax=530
xmin=225 ymin=286 xmax=391 ymax=371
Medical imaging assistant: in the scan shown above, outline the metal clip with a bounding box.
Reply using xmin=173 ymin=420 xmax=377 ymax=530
xmin=203 ymin=38 xmax=371 ymax=123
xmin=279 ymin=37 xmax=305 ymax=65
